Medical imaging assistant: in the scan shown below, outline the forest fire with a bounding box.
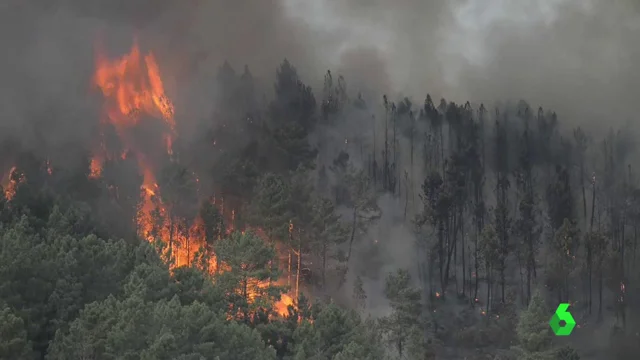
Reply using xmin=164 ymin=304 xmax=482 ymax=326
xmin=92 ymin=40 xmax=185 ymax=262
xmin=276 ymin=293 xmax=295 ymax=316
xmin=93 ymin=39 xmax=175 ymax=137
xmin=1 ymin=166 xmax=23 ymax=201
xmin=90 ymin=39 xmax=296 ymax=317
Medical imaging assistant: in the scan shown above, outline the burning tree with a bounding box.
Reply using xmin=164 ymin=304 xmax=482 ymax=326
xmin=214 ymin=231 xmax=285 ymax=320
xmin=156 ymin=161 xmax=199 ymax=267
xmin=86 ymin=39 xmax=298 ymax=318
xmin=199 ymin=200 xmax=225 ymax=272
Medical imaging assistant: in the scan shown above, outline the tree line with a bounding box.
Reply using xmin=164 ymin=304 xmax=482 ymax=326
xmin=0 ymin=58 xmax=638 ymax=359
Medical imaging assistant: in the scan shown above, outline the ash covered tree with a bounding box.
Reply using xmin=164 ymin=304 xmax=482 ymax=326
xmin=546 ymin=219 xmax=580 ymax=303
xmin=340 ymin=165 xmax=380 ymax=288
xmin=352 ymin=275 xmax=367 ymax=314
xmin=493 ymin=117 xmax=511 ymax=304
xmin=547 ymin=165 xmax=574 ymax=233
xmin=514 ymin=115 xmax=540 ymax=305
xmin=416 ymin=170 xmax=454 ymax=299
xmin=479 ymin=223 xmax=501 ymax=316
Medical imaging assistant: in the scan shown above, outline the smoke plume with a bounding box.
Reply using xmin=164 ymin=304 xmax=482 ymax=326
xmin=2 ymin=1 xmax=638 ymax=142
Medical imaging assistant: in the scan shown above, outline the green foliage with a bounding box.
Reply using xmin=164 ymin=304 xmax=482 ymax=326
xmin=272 ymin=122 xmax=318 ymax=171
xmin=546 ymin=219 xmax=580 ymax=301
xmin=380 ymin=269 xmax=426 ymax=358
xmin=345 ymin=167 xmax=377 ymax=213
xmin=480 ymin=224 xmax=501 ymax=274
xmin=310 ymin=197 xmax=349 ymax=286
xmin=293 ymin=304 xmax=385 ymax=360
xmin=250 ymin=173 xmax=292 ymax=241
xmin=0 ymin=210 xmax=135 ymax=356
xmin=289 ymin=168 xmax=314 ymax=228
xmin=514 ymin=292 xmax=553 ymax=358
xmin=48 ymin=295 xmax=276 ymax=360
xmin=0 ymin=305 xmax=34 ymax=359
xmin=214 ymin=231 xmax=283 ymax=317
xmin=4 ymin=56 xmax=640 ymax=360
xmin=555 ymin=345 xmax=580 ymax=360
xmin=269 ymin=60 xmax=318 ymax=171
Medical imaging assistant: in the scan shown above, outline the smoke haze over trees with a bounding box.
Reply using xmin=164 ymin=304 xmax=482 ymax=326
xmin=0 ymin=0 xmax=639 ymax=359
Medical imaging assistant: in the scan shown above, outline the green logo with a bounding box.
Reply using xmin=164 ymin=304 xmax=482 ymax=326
xmin=549 ymin=303 xmax=576 ymax=336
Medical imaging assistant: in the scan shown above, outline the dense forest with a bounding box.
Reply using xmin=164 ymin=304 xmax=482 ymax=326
xmin=0 ymin=39 xmax=639 ymax=360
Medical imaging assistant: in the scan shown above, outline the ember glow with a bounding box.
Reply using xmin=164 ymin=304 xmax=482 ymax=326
xmin=90 ymin=39 xmax=296 ymax=317
xmin=1 ymin=166 xmax=23 ymax=201
xmin=276 ymin=293 xmax=295 ymax=316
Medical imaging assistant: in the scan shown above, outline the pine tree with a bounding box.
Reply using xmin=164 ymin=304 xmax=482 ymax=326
xmin=310 ymin=197 xmax=348 ymax=289
xmin=214 ymin=231 xmax=283 ymax=320
xmin=513 ymin=291 xmax=553 ymax=359
xmin=339 ymin=166 xmax=379 ymax=289
xmin=380 ymin=269 xmax=424 ymax=358
xmin=546 ymin=219 xmax=580 ymax=303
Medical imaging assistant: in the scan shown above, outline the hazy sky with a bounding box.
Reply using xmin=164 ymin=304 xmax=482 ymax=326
xmin=281 ymin=0 xmax=639 ymax=133
xmin=0 ymin=0 xmax=638 ymax=147
xmin=284 ymin=0 xmax=590 ymax=92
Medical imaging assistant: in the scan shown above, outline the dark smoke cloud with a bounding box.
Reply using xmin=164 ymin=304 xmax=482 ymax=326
xmin=317 ymin=0 xmax=461 ymax=97
xmin=454 ymin=1 xmax=640 ymax=131
xmin=1 ymin=0 xmax=638 ymax=153
xmin=310 ymin=0 xmax=640 ymax=132
xmin=287 ymin=1 xmax=639 ymax=132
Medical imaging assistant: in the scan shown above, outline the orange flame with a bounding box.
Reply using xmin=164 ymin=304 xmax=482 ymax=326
xmin=89 ymin=157 xmax=103 ymax=179
xmin=90 ymin=38 xmax=296 ymax=318
xmin=92 ymin=39 xmax=201 ymax=270
xmin=93 ymin=39 xmax=175 ymax=137
xmin=2 ymin=166 xmax=23 ymax=201
xmin=276 ymin=293 xmax=295 ymax=316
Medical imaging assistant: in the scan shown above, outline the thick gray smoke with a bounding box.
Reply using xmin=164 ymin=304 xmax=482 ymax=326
xmin=2 ymin=0 xmax=637 ymax=287
xmin=1 ymin=1 xmax=638 ymax=350
xmin=453 ymin=0 xmax=640 ymax=131
xmin=2 ymin=0 xmax=638 ymax=144
xmin=298 ymin=0 xmax=640 ymax=131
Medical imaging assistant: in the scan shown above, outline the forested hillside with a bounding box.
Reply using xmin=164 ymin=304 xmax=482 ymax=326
xmin=1 ymin=32 xmax=639 ymax=360
xmin=0 ymin=0 xmax=640 ymax=354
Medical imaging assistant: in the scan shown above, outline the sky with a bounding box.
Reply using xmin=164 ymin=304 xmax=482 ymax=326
xmin=0 ymin=0 xmax=638 ymax=148
xmin=283 ymin=0 xmax=590 ymax=93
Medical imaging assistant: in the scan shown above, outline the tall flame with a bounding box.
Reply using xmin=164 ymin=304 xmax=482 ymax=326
xmin=1 ymin=166 xmax=23 ymax=201
xmin=92 ymin=40 xmax=196 ymax=269
xmin=90 ymin=39 xmax=296 ymax=317
xmin=91 ymin=39 xmax=176 ymax=183
xmin=93 ymin=39 xmax=175 ymax=136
